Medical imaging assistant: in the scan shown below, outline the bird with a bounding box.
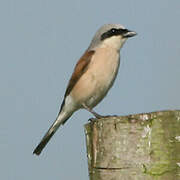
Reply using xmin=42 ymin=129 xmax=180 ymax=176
xmin=33 ymin=24 xmax=137 ymax=155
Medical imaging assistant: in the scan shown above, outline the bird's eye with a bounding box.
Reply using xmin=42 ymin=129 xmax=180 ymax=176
xmin=111 ymin=28 xmax=116 ymax=33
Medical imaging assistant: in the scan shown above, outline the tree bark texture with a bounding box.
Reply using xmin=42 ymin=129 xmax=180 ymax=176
xmin=84 ymin=110 xmax=180 ymax=180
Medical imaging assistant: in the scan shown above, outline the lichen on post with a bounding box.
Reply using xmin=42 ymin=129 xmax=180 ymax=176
xmin=84 ymin=110 xmax=180 ymax=180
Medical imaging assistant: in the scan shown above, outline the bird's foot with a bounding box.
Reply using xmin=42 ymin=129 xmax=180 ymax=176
xmin=103 ymin=115 xmax=118 ymax=118
xmin=82 ymin=103 xmax=118 ymax=120
xmin=88 ymin=115 xmax=118 ymax=122
xmin=88 ymin=118 xmax=96 ymax=122
xmin=97 ymin=114 xmax=118 ymax=118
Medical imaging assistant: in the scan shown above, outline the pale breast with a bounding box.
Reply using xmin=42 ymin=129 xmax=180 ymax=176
xmin=71 ymin=47 xmax=120 ymax=107
xmin=90 ymin=48 xmax=120 ymax=90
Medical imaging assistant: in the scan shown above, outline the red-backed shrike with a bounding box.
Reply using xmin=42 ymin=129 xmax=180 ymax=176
xmin=33 ymin=24 xmax=136 ymax=155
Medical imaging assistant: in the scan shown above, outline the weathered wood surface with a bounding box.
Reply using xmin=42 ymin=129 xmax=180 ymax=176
xmin=84 ymin=110 xmax=180 ymax=180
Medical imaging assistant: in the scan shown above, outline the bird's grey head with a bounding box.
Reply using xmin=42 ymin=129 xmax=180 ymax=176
xmin=88 ymin=24 xmax=136 ymax=50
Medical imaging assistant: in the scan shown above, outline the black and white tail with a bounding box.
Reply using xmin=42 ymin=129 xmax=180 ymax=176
xmin=33 ymin=110 xmax=73 ymax=155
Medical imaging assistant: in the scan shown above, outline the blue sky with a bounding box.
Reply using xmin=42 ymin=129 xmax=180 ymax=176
xmin=0 ymin=0 xmax=180 ymax=179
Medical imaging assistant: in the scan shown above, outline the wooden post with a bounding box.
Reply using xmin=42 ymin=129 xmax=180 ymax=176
xmin=84 ymin=110 xmax=180 ymax=180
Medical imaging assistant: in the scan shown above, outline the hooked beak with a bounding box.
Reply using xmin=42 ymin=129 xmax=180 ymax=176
xmin=123 ymin=29 xmax=137 ymax=38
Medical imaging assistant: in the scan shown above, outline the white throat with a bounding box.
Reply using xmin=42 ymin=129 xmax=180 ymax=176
xmin=100 ymin=36 xmax=127 ymax=51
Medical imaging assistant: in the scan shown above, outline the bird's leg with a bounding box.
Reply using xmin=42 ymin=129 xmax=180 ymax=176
xmin=82 ymin=103 xmax=104 ymax=119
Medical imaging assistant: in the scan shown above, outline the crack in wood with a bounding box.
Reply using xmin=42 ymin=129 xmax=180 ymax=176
xmin=94 ymin=167 xmax=130 ymax=170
